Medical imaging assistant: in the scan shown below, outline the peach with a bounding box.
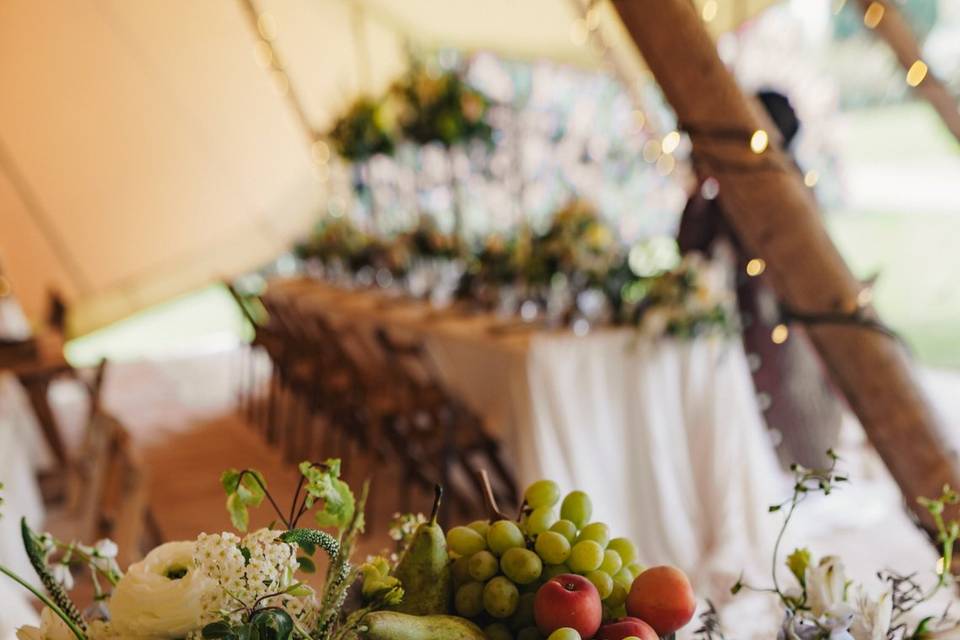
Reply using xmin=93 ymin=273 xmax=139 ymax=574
xmin=595 ymin=616 xmax=659 ymax=640
xmin=625 ymin=565 xmax=696 ymax=635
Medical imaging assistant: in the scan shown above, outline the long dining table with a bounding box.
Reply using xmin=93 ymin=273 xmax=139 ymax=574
xmin=265 ymin=277 xmax=785 ymax=592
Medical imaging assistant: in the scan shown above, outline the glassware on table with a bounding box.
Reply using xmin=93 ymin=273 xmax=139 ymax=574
xmin=429 ymin=259 xmax=466 ymax=309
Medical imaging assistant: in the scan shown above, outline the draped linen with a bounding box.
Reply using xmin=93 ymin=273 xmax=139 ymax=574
xmin=0 ymin=373 xmax=48 ymax=635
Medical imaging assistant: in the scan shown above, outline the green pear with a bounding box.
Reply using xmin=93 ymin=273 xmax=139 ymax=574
xmin=361 ymin=612 xmax=486 ymax=640
xmin=391 ymin=486 xmax=452 ymax=615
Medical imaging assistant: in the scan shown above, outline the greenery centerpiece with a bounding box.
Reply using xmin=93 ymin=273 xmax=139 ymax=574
xmin=295 ymin=200 xmax=735 ymax=337
xmin=2 ymin=464 xmax=701 ymax=640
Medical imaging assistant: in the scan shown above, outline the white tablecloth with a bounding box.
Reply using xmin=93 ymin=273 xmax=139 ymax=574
xmin=0 ymin=373 xmax=48 ymax=636
xmin=268 ymin=279 xmax=786 ymax=593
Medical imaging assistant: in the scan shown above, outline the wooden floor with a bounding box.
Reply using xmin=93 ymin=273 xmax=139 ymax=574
xmin=139 ymin=414 xmax=304 ymax=541
xmin=137 ymin=411 xmax=426 ymax=559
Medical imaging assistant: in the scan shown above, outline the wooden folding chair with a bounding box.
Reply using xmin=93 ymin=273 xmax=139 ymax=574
xmin=44 ymin=361 xmax=159 ymax=565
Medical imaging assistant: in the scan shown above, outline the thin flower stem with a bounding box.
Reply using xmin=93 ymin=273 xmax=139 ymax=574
xmin=89 ymin=565 xmax=103 ymax=600
xmin=53 ymin=541 xmax=120 ymax=586
xmin=772 ymin=495 xmax=799 ymax=602
xmin=0 ymin=564 xmax=87 ymax=640
xmin=289 ymin=474 xmax=307 ymax=528
xmin=289 ymin=461 xmax=330 ymax=529
xmin=237 ymin=470 xmax=291 ymax=529
xmin=251 ymin=588 xmax=292 ymax=611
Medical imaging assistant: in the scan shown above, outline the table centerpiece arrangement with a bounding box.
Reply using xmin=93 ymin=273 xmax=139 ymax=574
xmin=1 ymin=462 xmax=697 ymax=640
xmin=295 ymin=202 xmax=735 ymax=340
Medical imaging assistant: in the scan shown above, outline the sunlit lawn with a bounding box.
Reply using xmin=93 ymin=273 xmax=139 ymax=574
xmin=826 ymin=101 xmax=960 ymax=368
xmin=827 ymin=211 xmax=960 ymax=368
xmin=65 ymin=285 xmax=251 ymax=367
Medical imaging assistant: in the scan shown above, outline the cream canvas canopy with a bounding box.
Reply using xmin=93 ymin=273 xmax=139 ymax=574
xmin=0 ymin=0 xmax=773 ymax=336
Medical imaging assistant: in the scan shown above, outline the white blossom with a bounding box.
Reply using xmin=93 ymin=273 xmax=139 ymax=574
xmin=805 ymin=556 xmax=849 ymax=617
xmin=109 ymin=540 xmax=216 ymax=639
xmin=51 ymin=562 xmax=74 ymax=591
xmin=849 ymin=587 xmax=893 ymax=640
xmin=193 ymin=529 xmax=319 ymax=630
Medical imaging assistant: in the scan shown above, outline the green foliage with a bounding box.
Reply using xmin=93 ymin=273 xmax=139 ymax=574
xmin=392 ymin=65 xmax=493 ymax=148
xmin=328 ymin=97 xmax=397 ymax=162
xmin=316 ymin=482 xmax=372 ymax=640
xmin=202 ymin=607 xmax=294 ymax=640
xmin=786 ymin=548 xmax=811 ymax=588
xmin=918 ymin=485 xmax=960 ymax=587
xmin=278 ymin=529 xmax=341 ymax=562
xmin=21 ymin=519 xmax=87 ymax=632
xmin=222 ymin=469 xmax=267 ymax=532
xmin=299 ymin=460 xmax=355 ymax=533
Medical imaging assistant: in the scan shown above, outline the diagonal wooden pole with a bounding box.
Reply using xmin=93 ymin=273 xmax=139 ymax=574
xmin=610 ymin=0 xmax=960 ymax=537
xmin=854 ymin=0 xmax=960 ymax=145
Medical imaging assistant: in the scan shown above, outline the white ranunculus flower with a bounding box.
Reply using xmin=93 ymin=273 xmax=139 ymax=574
xmin=109 ymin=541 xmax=216 ymax=639
xmin=16 ymin=607 xmax=75 ymax=640
xmin=805 ymin=556 xmax=849 ymax=617
xmin=850 ymin=587 xmax=893 ymax=640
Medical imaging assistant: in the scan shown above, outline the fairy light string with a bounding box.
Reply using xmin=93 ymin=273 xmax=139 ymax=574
xmin=236 ymin=0 xmax=332 ymax=183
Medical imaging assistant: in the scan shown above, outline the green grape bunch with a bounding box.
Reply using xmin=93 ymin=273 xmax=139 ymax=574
xmin=444 ymin=479 xmax=644 ymax=637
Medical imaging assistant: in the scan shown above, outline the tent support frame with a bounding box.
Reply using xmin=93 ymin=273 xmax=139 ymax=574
xmin=610 ymin=0 xmax=959 ymax=542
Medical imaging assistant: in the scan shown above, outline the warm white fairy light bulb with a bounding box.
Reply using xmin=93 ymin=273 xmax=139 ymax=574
xmin=863 ymin=2 xmax=885 ymax=29
xmin=661 ymin=131 xmax=681 ymax=154
xmin=746 ymin=258 xmax=766 ymax=277
xmin=771 ymin=324 xmax=789 ymax=344
xmin=701 ymin=0 xmax=719 ymax=23
xmin=906 ymin=60 xmax=928 ymax=87
xmin=750 ymin=129 xmax=769 ymax=154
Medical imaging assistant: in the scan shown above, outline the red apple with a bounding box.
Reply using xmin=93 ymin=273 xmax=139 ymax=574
xmin=534 ymin=573 xmax=603 ymax=638
xmin=626 ymin=565 xmax=696 ymax=635
xmin=595 ymin=616 xmax=659 ymax=640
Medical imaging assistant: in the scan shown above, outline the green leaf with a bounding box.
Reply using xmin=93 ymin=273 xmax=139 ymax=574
xmin=912 ymin=616 xmax=935 ymax=638
xmin=298 ymin=460 xmax=355 ymax=532
xmin=221 ymin=470 xmax=241 ymax=495
xmin=297 ymin=556 xmax=316 ymax=573
xmin=227 ymin=492 xmax=249 ymax=532
xmin=223 ymin=469 xmax=267 ymax=532
xmin=238 ymin=471 xmax=267 ymax=507
xmin=786 ymin=548 xmax=811 ymax=586
xmin=250 ymin=608 xmax=293 ymax=640
xmin=202 ymin=621 xmax=235 ymax=639
xmin=286 ymin=582 xmax=313 ymax=597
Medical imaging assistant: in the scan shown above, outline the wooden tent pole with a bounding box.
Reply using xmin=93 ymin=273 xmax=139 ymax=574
xmin=610 ymin=0 xmax=959 ymax=535
xmin=854 ymin=0 xmax=960 ymax=145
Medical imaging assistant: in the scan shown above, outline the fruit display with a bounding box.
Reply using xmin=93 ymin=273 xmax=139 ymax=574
xmin=3 ymin=455 xmax=696 ymax=640
xmin=363 ymin=478 xmax=697 ymax=640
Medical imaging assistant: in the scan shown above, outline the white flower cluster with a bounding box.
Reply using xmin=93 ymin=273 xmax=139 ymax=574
xmin=194 ymin=529 xmax=320 ymax=630
xmin=639 ymin=252 xmax=734 ymax=338
xmin=781 ymin=556 xmax=892 ymax=640
xmin=388 ymin=512 xmax=427 ymax=544
xmin=16 ymin=529 xmax=320 ymax=640
xmin=33 ymin=534 xmax=122 ymax=593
